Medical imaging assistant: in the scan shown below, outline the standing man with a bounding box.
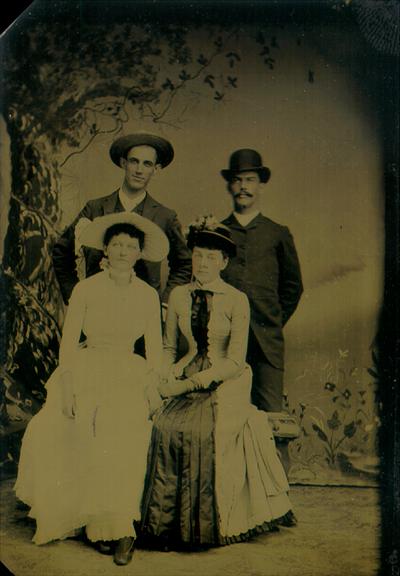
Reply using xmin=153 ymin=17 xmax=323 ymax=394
xmin=52 ymin=133 xmax=192 ymax=307
xmin=221 ymin=148 xmax=303 ymax=416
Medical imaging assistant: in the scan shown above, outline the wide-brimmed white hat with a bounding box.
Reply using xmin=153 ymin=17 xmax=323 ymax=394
xmin=77 ymin=212 xmax=169 ymax=262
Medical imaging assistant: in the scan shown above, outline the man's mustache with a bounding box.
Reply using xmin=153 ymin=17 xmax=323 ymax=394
xmin=233 ymin=192 xmax=253 ymax=198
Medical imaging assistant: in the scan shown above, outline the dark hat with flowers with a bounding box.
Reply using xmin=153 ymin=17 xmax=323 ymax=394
xmin=186 ymin=215 xmax=236 ymax=257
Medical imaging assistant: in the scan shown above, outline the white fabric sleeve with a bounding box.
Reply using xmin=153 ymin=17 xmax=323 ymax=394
xmin=143 ymin=287 xmax=163 ymax=374
xmin=162 ymin=287 xmax=180 ymax=368
xmin=58 ymin=281 xmax=87 ymax=371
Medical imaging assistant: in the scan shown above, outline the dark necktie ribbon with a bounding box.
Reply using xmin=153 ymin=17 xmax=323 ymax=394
xmin=190 ymin=289 xmax=213 ymax=355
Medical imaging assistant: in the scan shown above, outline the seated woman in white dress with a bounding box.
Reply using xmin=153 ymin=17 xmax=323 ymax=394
xmin=140 ymin=216 xmax=295 ymax=550
xmin=14 ymin=212 xmax=167 ymax=566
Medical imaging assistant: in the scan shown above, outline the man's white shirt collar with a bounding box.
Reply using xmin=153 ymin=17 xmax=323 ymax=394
xmin=233 ymin=210 xmax=260 ymax=227
xmin=118 ymin=188 xmax=147 ymax=212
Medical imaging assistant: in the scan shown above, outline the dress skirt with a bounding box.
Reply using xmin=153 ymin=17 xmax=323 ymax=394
xmin=141 ymin=365 xmax=292 ymax=548
xmin=14 ymin=346 xmax=152 ymax=545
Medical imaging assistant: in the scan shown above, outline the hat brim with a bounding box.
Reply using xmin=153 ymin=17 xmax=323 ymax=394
xmin=78 ymin=213 xmax=169 ymax=262
xmin=110 ymin=133 xmax=174 ymax=168
xmin=221 ymin=166 xmax=271 ymax=184
xmin=187 ymin=229 xmax=237 ymax=257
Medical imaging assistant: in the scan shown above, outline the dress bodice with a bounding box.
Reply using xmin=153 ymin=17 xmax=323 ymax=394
xmin=189 ymin=290 xmax=212 ymax=355
xmin=182 ymin=289 xmax=213 ymax=380
xmin=163 ymin=279 xmax=250 ymax=388
xmin=59 ymin=271 xmax=163 ymax=372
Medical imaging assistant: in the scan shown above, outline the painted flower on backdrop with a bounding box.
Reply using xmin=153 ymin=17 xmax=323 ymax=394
xmin=324 ymin=382 xmax=336 ymax=392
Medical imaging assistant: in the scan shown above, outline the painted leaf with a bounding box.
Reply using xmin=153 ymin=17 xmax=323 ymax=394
xmin=311 ymin=423 xmax=328 ymax=443
xmin=344 ymin=421 xmax=357 ymax=438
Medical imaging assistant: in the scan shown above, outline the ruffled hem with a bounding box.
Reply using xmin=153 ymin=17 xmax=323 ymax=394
xmin=217 ymin=510 xmax=297 ymax=546
xmin=15 ymin=346 xmax=152 ymax=546
xmin=138 ymin=510 xmax=297 ymax=551
xmin=85 ymin=514 xmax=137 ymax=543
xmin=15 ymin=493 xmax=139 ymax=545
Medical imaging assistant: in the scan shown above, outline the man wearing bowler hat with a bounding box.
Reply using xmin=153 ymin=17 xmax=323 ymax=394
xmin=221 ymin=149 xmax=303 ymax=421
xmin=52 ymin=132 xmax=192 ymax=307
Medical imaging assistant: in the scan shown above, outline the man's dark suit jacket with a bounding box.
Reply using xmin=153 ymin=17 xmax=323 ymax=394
xmin=221 ymin=213 xmax=303 ymax=370
xmin=52 ymin=190 xmax=192 ymax=305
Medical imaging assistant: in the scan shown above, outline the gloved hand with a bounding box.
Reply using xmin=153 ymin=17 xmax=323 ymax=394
xmin=158 ymin=373 xmax=199 ymax=399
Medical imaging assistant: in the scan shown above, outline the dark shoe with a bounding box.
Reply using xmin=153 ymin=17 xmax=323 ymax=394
xmin=279 ymin=511 xmax=298 ymax=527
xmin=113 ymin=536 xmax=135 ymax=566
xmin=96 ymin=540 xmax=114 ymax=555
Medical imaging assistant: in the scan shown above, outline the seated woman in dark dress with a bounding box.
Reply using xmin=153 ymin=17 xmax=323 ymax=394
xmin=140 ymin=216 xmax=295 ymax=550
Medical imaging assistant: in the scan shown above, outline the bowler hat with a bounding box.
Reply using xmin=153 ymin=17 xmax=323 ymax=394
xmin=221 ymin=149 xmax=271 ymax=183
xmin=110 ymin=132 xmax=174 ymax=168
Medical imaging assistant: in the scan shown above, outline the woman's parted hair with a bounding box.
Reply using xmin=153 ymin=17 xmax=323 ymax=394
xmin=103 ymin=223 xmax=145 ymax=249
xmin=189 ymin=236 xmax=230 ymax=260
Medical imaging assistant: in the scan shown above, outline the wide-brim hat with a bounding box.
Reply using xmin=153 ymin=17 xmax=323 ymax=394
xmin=187 ymin=218 xmax=236 ymax=257
xmin=77 ymin=212 xmax=169 ymax=262
xmin=221 ymin=148 xmax=271 ymax=183
xmin=109 ymin=133 xmax=174 ymax=168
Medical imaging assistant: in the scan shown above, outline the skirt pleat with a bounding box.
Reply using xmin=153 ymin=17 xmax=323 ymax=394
xmin=141 ymin=377 xmax=293 ymax=549
xmin=141 ymin=391 xmax=218 ymax=546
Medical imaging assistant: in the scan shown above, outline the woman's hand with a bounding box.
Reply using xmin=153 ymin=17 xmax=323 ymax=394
xmin=158 ymin=377 xmax=176 ymax=399
xmin=145 ymin=370 xmax=165 ymax=419
xmin=158 ymin=375 xmax=195 ymax=399
xmin=60 ymin=371 xmax=76 ymax=419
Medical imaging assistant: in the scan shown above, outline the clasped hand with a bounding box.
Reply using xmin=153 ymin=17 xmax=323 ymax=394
xmin=158 ymin=373 xmax=194 ymax=399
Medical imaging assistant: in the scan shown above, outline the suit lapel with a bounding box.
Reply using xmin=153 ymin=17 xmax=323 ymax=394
xmin=141 ymin=193 xmax=160 ymax=222
xmin=245 ymin=213 xmax=264 ymax=230
xmin=223 ymin=213 xmax=242 ymax=230
xmin=102 ymin=190 xmax=121 ymax=215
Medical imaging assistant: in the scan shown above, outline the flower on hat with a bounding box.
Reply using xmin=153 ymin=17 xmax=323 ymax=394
xmin=185 ymin=214 xmax=236 ymax=258
xmin=187 ymin=214 xmax=229 ymax=235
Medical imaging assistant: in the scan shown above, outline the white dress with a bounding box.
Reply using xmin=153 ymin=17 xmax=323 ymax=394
xmin=14 ymin=271 xmax=163 ymax=545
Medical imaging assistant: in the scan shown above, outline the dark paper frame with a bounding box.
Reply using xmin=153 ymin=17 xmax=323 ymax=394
xmin=1 ymin=1 xmax=399 ymax=575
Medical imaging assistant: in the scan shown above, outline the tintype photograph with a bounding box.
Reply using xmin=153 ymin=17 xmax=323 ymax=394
xmin=0 ymin=1 xmax=398 ymax=575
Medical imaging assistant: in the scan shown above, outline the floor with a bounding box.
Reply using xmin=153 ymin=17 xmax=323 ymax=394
xmin=0 ymin=479 xmax=380 ymax=576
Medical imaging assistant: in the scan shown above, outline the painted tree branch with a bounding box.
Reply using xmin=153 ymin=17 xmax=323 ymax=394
xmin=10 ymin=194 xmax=61 ymax=236
xmin=142 ymin=29 xmax=239 ymax=124
xmin=3 ymin=268 xmax=62 ymax=341
xmin=60 ymin=117 xmax=125 ymax=168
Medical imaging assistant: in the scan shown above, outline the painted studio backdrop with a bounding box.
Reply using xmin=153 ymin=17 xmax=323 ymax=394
xmin=1 ymin=1 xmax=385 ymax=486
